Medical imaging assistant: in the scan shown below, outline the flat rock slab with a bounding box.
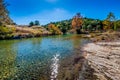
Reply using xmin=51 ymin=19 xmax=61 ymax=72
xmin=82 ymin=42 xmax=120 ymax=80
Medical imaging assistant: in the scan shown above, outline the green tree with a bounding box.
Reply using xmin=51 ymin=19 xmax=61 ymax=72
xmin=0 ymin=0 xmax=13 ymax=24
xmin=96 ymin=25 xmax=101 ymax=31
xmin=61 ymin=27 xmax=67 ymax=34
xmin=29 ymin=21 xmax=34 ymax=27
xmin=107 ymin=12 xmax=115 ymax=21
xmin=87 ymin=24 xmax=92 ymax=31
xmin=82 ymin=25 xmax=87 ymax=31
xmin=34 ymin=20 xmax=40 ymax=26
xmin=107 ymin=12 xmax=116 ymax=30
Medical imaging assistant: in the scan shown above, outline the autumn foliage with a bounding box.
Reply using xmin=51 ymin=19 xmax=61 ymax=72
xmin=72 ymin=13 xmax=83 ymax=30
xmin=48 ymin=24 xmax=62 ymax=35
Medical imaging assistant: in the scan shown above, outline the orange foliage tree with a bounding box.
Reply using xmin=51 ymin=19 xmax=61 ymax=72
xmin=72 ymin=13 xmax=83 ymax=33
xmin=48 ymin=24 xmax=62 ymax=35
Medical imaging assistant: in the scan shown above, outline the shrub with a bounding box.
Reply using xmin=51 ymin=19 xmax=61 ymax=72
xmin=0 ymin=26 xmax=10 ymax=34
xmin=0 ymin=26 xmax=16 ymax=39
xmin=48 ymin=24 xmax=62 ymax=35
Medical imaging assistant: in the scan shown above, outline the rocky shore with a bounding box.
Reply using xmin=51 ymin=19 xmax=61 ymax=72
xmin=79 ymin=32 xmax=120 ymax=80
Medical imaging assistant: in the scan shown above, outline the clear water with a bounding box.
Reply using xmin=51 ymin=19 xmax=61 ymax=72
xmin=0 ymin=34 xmax=90 ymax=80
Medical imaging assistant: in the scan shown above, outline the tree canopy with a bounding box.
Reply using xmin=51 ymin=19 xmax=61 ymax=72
xmin=72 ymin=13 xmax=83 ymax=30
xmin=29 ymin=20 xmax=40 ymax=27
xmin=0 ymin=0 xmax=13 ymax=25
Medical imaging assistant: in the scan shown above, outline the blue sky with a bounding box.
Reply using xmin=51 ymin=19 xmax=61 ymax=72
xmin=6 ymin=0 xmax=120 ymax=25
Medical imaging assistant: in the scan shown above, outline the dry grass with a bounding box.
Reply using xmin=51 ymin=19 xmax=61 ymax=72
xmin=90 ymin=31 xmax=120 ymax=42
xmin=6 ymin=25 xmax=51 ymax=38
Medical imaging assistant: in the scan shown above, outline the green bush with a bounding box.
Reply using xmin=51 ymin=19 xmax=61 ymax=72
xmin=0 ymin=26 xmax=10 ymax=34
xmin=0 ymin=26 xmax=15 ymax=39
xmin=87 ymin=25 xmax=92 ymax=31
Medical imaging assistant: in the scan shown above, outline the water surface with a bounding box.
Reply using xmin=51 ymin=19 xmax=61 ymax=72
xmin=0 ymin=34 xmax=90 ymax=80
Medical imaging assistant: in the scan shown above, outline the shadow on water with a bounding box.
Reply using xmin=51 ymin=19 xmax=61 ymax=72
xmin=0 ymin=34 xmax=91 ymax=80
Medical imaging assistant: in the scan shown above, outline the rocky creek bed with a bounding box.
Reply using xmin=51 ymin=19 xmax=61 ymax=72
xmin=78 ymin=31 xmax=120 ymax=80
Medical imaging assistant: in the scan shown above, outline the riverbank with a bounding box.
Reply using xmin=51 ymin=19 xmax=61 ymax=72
xmin=79 ymin=31 xmax=120 ymax=80
xmin=51 ymin=31 xmax=120 ymax=80
xmin=0 ymin=25 xmax=52 ymax=40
